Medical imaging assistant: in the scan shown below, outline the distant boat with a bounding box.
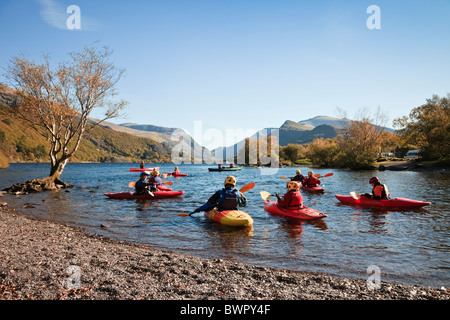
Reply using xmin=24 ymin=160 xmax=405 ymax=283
xmin=208 ymin=166 xmax=243 ymax=172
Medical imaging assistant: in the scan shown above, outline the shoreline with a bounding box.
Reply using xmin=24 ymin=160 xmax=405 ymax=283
xmin=0 ymin=205 xmax=448 ymax=301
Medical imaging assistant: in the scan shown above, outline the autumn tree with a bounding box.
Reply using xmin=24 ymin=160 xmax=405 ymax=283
xmin=306 ymin=138 xmax=339 ymax=167
xmin=4 ymin=45 xmax=127 ymax=190
xmin=393 ymin=94 xmax=450 ymax=161
xmin=279 ymin=143 xmax=307 ymax=164
xmin=334 ymin=107 xmax=388 ymax=169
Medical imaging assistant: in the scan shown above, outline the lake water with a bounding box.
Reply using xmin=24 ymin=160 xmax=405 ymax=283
xmin=1 ymin=163 xmax=449 ymax=288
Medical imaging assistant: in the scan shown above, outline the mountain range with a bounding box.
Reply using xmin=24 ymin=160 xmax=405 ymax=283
xmin=0 ymin=84 xmax=393 ymax=165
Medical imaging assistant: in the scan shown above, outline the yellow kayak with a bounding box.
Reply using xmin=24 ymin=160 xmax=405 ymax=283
xmin=204 ymin=209 xmax=253 ymax=227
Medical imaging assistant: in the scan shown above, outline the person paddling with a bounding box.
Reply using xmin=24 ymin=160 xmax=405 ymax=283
xmin=364 ymin=176 xmax=390 ymax=200
xmin=148 ymin=169 xmax=163 ymax=192
xmin=276 ymin=181 xmax=304 ymax=210
xmin=134 ymin=172 xmax=154 ymax=196
xmin=173 ymin=166 xmax=180 ymax=175
xmin=192 ymin=176 xmax=247 ymax=213
xmin=303 ymin=171 xmax=321 ymax=188
xmin=290 ymin=169 xmax=306 ymax=184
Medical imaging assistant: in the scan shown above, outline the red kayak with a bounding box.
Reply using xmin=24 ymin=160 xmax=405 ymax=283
xmin=301 ymin=185 xmax=325 ymax=193
xmin=335 ymin=194 xmax=431 ymax=208
xmin=130 ymin=167 xmax=160 ymax=172
xmin=165 ymin=172 xmax=188 ymax=177
xmin=264 ymin=200 xmax=327 ymax=220
xmin=104 ymin=190 xmax=184 ymax=200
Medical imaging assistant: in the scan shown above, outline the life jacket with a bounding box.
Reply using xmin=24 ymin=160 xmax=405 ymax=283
xmin=148 ymin=176 xmax=162 ymax=186
xmin=216 ymin=188 xmax=240 ymax=211
xmin=286 ymin=190 xmax=303 ymax=210
xmin=291 ymin=175 xmax=305 ymax=183
xmin=373 ymin=183 xmax=390 ymax=200
xmin=135 ymin=180 xmax=148 ymax=195
xmin=304 ymin=176 xmax=320 ymax=188
xmin=278 ymin=190 xmax=303 ymax=210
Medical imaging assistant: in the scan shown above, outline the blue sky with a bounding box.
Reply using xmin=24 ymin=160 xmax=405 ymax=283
xmin=1 ymin=0 xmax=449 ymax=149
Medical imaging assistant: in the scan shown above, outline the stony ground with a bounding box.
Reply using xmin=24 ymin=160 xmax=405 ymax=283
xmin=0 ymin=204 xmax=449 ymax=302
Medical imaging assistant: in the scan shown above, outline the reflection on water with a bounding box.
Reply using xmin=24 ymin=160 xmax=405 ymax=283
xmin=1 ymin=163 xmax=449 ymax=288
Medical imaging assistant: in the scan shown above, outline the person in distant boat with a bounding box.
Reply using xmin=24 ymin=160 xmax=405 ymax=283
xmin=173 ymin=166 xmax=180 ymax=175
xmin=134 ymin=172 xmax=154 ymax=196
xmin=140 ymin=161 xmax=145 ymax=169
xmin=290 ymin=169 xmax=306 ymax=184
xmin=303 ymin=171 xmax=321 ymax=188
xmin=192 ymin=176 xmax=247 ymax=213
xmin=365 ymin=176 xmax=390 ymax=200
xmin=276 ymin=181 xmax=303 ymax=210
xmin=230 ymin=163 xmax=234 ymax=168
xmin=218 ymin=163 xmax=223 ymax=169
xmin=147 ymin=169 xmax=163 ymax=192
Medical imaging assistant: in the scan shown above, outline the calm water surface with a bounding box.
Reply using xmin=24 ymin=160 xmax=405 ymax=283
xmin=1 ymin=163 xmax=449 ymax=288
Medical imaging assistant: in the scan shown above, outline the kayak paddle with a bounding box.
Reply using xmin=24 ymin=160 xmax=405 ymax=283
xmin=128 ymin=181 xmax=173 ymax=188
xmin=178 ymin=182 xmax=256 ymax=217
xmin=239 ymin=182 xmax=255 ymax=193
xmin=260 ymin=191 xmax=274 ymax=201
xmin=280 ymin=173 xmax=333 ymax=179
xmin=350 ymin=191 xmax=361 ymax=200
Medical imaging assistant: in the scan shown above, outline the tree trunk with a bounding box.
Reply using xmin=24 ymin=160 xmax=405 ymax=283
xmin=48 ymin=158 xmax=72 ymax=189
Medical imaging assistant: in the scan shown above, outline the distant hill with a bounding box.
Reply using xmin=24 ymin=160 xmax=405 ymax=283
xmin=0 ymin=85 xmax=174 ymax=167
xmin=109 ymin=122 xmax=208 ymax=160
xmin=213 ymin=115 xmax=394 ymax=161
xmin=297 ymin=115 xmax=344 ymax=129
xmin=279 ymin=120 xmax=342 ymax=145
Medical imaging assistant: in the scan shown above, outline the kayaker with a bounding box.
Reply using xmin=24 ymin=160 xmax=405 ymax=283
xmin=303 ymin=171 xmax=321 ymax=188
xmin=147 ymin=169 xmax=163 ymax=192
xmin=134 ymin=172 xmax=154 ymax=196
xmin=276 ymin=181 xmax=303 ymax=209
xmin=290 ymin=170 xmax=305 ymax=184
xmin=139 ymin=161 xmax=145 ymax=169
xmin=365 ymin=176 xmax=390 ymax=200
xmin=173 ymin=166 xmax=180 ymax=175
xmin=192 ymin=176 xmax=247 ymax=213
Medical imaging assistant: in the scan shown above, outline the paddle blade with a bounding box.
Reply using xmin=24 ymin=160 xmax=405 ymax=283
xmin=128 ymin=182 xmax=136 ymax=188
xmin=178 ymin=213 xmax=190 ymax=216
xmin=164 ymin=181 xmax=173 ymax=185
xmin=323 ymin=173 xmax=334 ymax=178
xmin=314 ymin=173 xmax=321 ymax=178
xmin=260 ymin=191 xmax=271 ymax=200
xmin=279 ymin=176 xmax=289 ymax=179
xmin=350 ymin=191 xmax=361 ymax=200
xmin=239 ymin=182 xmax=255 ymax=193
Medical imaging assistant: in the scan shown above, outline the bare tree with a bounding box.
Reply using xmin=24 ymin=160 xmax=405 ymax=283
xmin=5 ymin=45 xmax=127 ymax=190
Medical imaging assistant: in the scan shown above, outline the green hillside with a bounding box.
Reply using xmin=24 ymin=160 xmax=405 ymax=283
xmin=0 ymin=103 xmax=172 ymax=168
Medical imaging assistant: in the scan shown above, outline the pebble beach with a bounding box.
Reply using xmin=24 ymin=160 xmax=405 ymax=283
xmin=1 ymin=204 xmax=449 ymax=304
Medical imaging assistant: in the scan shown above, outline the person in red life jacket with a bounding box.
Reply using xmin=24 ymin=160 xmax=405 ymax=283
xmin=147 ymin=169 xmax=163 ymax=192
xmin=139 ymin=160 xmax=145 ymax=169
xmin=193 ymin=176 xmax=247 ymax=213
xmin=290 ymin=169 xmax=305 ymax=184
xmin=303 ymin=171 xmax=321 ymax=188
xmin=276 ymin=181 xmax=303 ymax=210
xmin=173 ymin=166 xmax=180 ymax=175
xmin=365 ymin=176 xmax=390 ymax=200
